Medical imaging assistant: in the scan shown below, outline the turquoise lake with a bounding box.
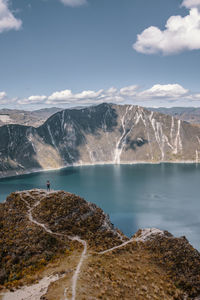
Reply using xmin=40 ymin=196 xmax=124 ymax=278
xmin=0 ymin=164 xmax=200 ymax=250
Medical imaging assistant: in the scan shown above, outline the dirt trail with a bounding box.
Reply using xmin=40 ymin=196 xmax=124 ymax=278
xmin=1 ymin=190 xmax=134 ymax=300
xmin=99 ymin=238 xmax=134 ymax=255
xmin=13 ymin=192 xmax=88 ymax=300
xmin=70 ymin=238 xmax=87 ymax=300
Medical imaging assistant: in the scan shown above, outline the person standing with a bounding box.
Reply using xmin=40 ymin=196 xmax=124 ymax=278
xmin=46 ymin=180 xmax=50 ymax=192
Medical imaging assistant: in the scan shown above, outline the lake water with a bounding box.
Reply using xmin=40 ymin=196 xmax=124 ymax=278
xmin=0 ymin=163 xmax=200 ymax=250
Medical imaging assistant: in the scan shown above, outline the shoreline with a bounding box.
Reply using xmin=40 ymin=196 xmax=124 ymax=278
xmin=0 ymin=159 xmax=200 ymax=180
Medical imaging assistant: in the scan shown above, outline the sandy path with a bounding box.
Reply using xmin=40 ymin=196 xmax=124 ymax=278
xmin=70 ymin=238 xmax=87 ymax=300
xmin=99 ymin=238 xmax=134 ymax=255
xmin=1 ymin=275 xmax=60 ymax=300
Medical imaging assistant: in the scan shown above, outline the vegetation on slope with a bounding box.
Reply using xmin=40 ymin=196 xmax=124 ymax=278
xmin=0 ymin=189 xmax=200 ymax=299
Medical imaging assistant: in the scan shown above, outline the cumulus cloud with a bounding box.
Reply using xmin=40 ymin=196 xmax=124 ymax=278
xmin=46 ymin=88 xmax=124 ymax=104
xmin=133 ymin=7 xmax=200 ymax=55
xmin=186 ymin=93 xmax=200 ymax=100
xmin=0 ymin=91 xmax=7 ymax=100
xmin=43 ymin=84 xmax=190 ymax=105
xmin=119 ymin=85 xmax=138 ymax=96
xmin=0 ymin=0 xmax=22 ymax=33
xmin=137 ymin=84 xmax=189 ymax=99
xmin=2 ymin=83 xmax=200 ymax=108
xmin=18 ymin=95 xmax=47 ymax=105
xmin=59 ymin=0 xmax=87 ymax=7
xmin=0 ymin=91 xmax=17 ymax=105
xmin=182 ymin=0 xmax=200 ymax=8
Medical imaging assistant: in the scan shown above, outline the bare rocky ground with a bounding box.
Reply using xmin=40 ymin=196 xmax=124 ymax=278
xmin=0 ymin=190 xmax=200 ymax=300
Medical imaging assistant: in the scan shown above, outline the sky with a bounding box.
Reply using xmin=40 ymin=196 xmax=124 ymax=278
xmin=0 ymin=0 xmax=200 ymax=109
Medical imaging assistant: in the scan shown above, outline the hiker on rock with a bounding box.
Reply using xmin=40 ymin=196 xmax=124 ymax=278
xmin=46 ymin=180 xmax=50 ymax=192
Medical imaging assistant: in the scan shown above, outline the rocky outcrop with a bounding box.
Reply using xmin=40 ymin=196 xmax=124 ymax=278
xmin=1 ymin=103 xmax=200 ymax=178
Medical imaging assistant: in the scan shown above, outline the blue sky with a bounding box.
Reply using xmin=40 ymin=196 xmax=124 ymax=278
xmin=0 ymin=0 xmax=200 ymax=109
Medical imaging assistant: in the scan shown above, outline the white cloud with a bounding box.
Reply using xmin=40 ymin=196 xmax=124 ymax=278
xmin=0 ymin=0 xmax=22 ymax=33
xmin=0 ymin=91 xmax=17 ymax=105
xmin=47 ymin=88 xmax=124 ymax=104
xmin=137 ymin=84 xmax=189 ymax=99
xmin=28 ymin=95 xmax=47 ymax=102
xmin=182 ymin=0 xmax=200 ymax=8
xmin=45 ymin=84 xmax=190 ymax=105
xmin=2 ymin=83 xmax=200 ymax=108
xmin=119 ymin=85 xmax=138 ymax=96
xmin=133 ymin=8 xmax=200 ymax=55
xmin=47 ymin=90 xmax=73 ymax=103
xmin=0 ymin=91 xmax=7 ymax=100
xmin=186 ymin=93 xmax=200 ymax=100
xmin=59 ymin=0 xmax=87 ymax=7
xmin=18 ymin=95 xmax=47 ymax=105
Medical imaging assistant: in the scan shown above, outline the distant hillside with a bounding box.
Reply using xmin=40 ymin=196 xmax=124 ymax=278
xmin=149 ymin=107 xmax=200 ymax=124
xmin=0 ymin=107 xmax=62 ymax=128
xmin=1 ymin=103 xmax=200 ymax=178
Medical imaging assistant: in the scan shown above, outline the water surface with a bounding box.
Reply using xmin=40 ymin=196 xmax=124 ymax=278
xmin=0 ymin=164 xmax=199 ymax=249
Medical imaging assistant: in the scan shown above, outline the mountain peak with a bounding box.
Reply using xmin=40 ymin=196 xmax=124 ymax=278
xmin=1 ymin=103 xmax=200 ymax=178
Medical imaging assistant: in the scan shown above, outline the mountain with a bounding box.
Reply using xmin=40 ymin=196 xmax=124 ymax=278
xmin=149 ymin=107 xmax=200 ymax=124
xmin=0 ymin=190 xmax=199 ymax=299
xmin=0 ymin=107 xmax=62 ymax=128
xmin=1 ymin=103 xmax=200 ymax=178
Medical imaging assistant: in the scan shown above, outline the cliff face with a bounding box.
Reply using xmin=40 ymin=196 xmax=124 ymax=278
xmin=1 ymin=103 xmax=200 ymax=177
xmin=0 ymin=190 xmax=200 ymax=300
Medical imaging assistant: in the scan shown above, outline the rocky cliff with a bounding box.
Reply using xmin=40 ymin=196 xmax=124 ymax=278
xmin=0 ymin=190 xmax=200 ymax=300
xmin=1 ymin=103 xmax=200 ymax=178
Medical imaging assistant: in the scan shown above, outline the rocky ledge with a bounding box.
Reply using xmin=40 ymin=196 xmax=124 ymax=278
xmin=0 ymin=190 xmax=199 ymax=300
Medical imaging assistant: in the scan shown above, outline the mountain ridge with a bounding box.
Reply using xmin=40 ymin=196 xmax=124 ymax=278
xmin=0 ymin=189 xmax=200 ymax=299
xmin=149 ymin=107 xmax=200 ymax=124
xmin=0 ymin=107 xmax=62 ymax=128
xmin=1 ymin=103 xmax=200 ymax=178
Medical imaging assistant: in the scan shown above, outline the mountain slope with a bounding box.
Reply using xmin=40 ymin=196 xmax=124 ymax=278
xmin=0 ymin=190 xmax=200 ymax=299
xmin=1 ymin=103 xmax=200 ymax=178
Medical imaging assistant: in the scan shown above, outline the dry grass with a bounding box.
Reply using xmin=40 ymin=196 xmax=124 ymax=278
xmin=43 ymin=242 xmax=184 ymax=300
